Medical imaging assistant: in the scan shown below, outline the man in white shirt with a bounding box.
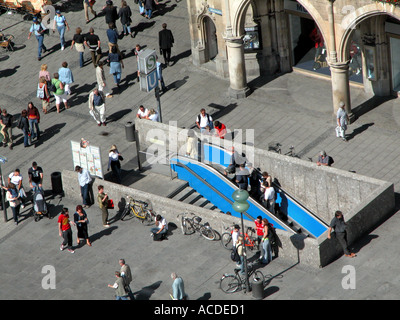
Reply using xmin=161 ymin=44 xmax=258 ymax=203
xmin=231 ymin=224 xmax=240 ymax=248
xmin=150 ymin=214 xmax=168 ymax=240
xmin=136 ymin=105 xmax=149 ymax=119
xmin=336 ymin=101 xmax=349 ymax=142
xmin=263 ymin=184 xmax=276 ymax=214
xmin=75 ymin=166 xmax=92 ymax=208
xmin=196 ymin=108 xmax=213 ymax=133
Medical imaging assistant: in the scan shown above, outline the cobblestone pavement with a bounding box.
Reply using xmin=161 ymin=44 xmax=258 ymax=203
xmin=0 ymin=0 xmax=400 ymax=301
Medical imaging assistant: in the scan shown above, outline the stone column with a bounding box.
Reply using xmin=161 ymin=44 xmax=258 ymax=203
xmin=225 ymin=36 xmax=251 ymax=99
xmin=330 ymin=61 xmax=354 ymax=121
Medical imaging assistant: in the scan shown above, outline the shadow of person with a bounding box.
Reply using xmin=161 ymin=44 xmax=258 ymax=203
xmin=133 ymin=280 xmax=162 ymax=300
xmin=346 ymin=122 xmax=374 ymax=141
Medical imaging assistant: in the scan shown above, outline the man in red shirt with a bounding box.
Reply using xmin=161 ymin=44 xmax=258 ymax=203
xmin=254 ymin=216 xmax=264 ymax=250
xmin=58 ymin=208 xmax=75 ymax=253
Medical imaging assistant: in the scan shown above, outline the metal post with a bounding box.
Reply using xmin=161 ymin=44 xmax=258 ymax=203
xmin=133 ymin=130 xmax=142 ymax=171
xmin=155 ymin=86 xmax=162 ymax=123
xmin=240 ymin=212 xmax=250 ymax=292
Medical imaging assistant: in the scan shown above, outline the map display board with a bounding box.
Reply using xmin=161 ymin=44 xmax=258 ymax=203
xmin=71 ymin=140 xmax=103 ymax=178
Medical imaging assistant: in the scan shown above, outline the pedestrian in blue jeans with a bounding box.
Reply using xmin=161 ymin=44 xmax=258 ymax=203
xmin=75 ymin=166 xmax=92 ymax=208
xmin=17 ymin=110 xmax=30 ymax=148
xmin=27 ymin=102 xmax=40 ymax=141
xmin=261 ymin=218 xmax=272 ymax=264
xmin=108 ymin=271 xmax=129 ymax=300
xmin=52 ymin=10 xmax=70 ymax=50
xmin=71 ymin=27 xmax=86 ymax=68
xmin=28 ymin=17 xmax=47 ymax=61
xmin=144 ymin=0 xmax=159 ymax=19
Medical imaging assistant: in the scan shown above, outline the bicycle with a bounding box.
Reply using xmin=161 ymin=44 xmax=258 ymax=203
xmin=220 ymin=224 xmax=257 ymax=251
xmin=177 ymin=212 xmax=217 ymax=241
xmin=120 ymin=196 xmax=156 ymax=225
xmin=220 ymin=263 xmax=264 ymax=294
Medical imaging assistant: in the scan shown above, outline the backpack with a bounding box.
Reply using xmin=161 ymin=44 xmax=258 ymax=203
xmin=37 ymin=83 xmax=45 ymax=99
xmin=196 ymin=113 xmax=213 ymax=129
xmin=328 ymin=156 xmax=334 ymax=166
xmin=230 ymin=244 xmax=241 ymax=263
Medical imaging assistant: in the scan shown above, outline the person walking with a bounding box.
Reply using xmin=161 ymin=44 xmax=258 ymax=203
xmin=27 ymin=102 xmax=40 ymax=141
xmin=84 ymin=27 xmax=101 ymax=67
xmin=108 ymin=271 xmax=129 ymax=300
xmin=102 ymin=0 xmax=119 ymax=29
xmin=17 ymin=109 xmax=30 ymax=148
xmin=58 ymin=62 xmax=74 ymax=95
xmin=158 ymin=23 xmax=174 ymax=66
xmin=118 ymin=0 xmax=133 ymax=37
xmin=260 ymin=218 xmax=272 ymax=264
xmin=1 ymin=108 xmax=13 ymax=149
xmin=58 ymin=208 xmax=75 ymax=253
xmin=97 ymin=185 xmax=110 ymax=227
xmin=144 ymin=0 xmax=159 ymax=19
xmin=88 ymin=88 xmax=107 ymax=126
xmin=328 ymin=210 xmax=356 ymax=258
xmin=83 ymin=0 xmax=97 ymax=23
xmin=75 ymin=166 xmax=92 ymax=208
xmin=106 ymin=45 xmax=124 ymax=89
xmin=95 ymin=61 xmax=113 ymax=98
xmin=8 ymin=169 xmax=27 ymax=208
xmin=52 ymin=10 xmax=69 ymax=51
xmin=171 ymin=272 xmax=187 ymax=300
xmin=28 ymin=17 xmax=47 ymax=61
xmin=28 ymin=161 xmax=43 ymax=193
xmin=37 ymin=76 xmax=50 ymax=114
xmin=336 ymin=101 xmax=350 ymax=142
xmin=134 ymin=44 xmax=142 ymax=83
xmin=5 ymin=183 xmax=20 ymax=225
xmin=108 ymin=145 xmax=123 ymax=183
xmin=119 ymin=259 xmax=133 ymax=298
xmin=156 ymin=57 xmax=167 ymax=92
xmin=106 ymin=22 xmax=120 ymax=53
xmin=51 ymin=73 xmax=69 ymax=113
xmin=74 ymin=205 xmax=92 ymax=246
xmin=71 ymin=27 xmax=86 ymax=68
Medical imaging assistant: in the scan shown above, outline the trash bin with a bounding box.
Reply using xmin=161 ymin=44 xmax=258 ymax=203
xmin=252 ymin=277 xmax=264 ymax=300
xmin=125 ymin=121 xmax=135 ymax=142
xmin=51 ymin=171 xmax=63 ymax=195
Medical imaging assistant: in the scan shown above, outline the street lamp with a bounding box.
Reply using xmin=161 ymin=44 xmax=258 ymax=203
xmin=232 ymin=188 xmax=250 ymax=292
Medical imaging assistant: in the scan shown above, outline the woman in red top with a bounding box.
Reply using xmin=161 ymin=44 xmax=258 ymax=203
xmin=27 ymin=102 xmax=40 ymax=140
xmin=58 ymin=208 xmax=75 ymax=253
xmin=214 ymin=121 xmax=227 ymax=139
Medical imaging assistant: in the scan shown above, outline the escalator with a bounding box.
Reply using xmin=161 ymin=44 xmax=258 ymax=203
xmin=169 ymin=142 xmax=329 ymax=238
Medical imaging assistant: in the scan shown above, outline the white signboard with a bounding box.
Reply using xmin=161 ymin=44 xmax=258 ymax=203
xmin=71 ymin=140 xmax=103 ymax=178
xmin=138 ymin=49 xmax=157 ymax=74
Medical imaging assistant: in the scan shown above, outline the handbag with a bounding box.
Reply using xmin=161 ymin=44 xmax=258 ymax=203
xmin=107 ymin=199 xmax=114 ymax=209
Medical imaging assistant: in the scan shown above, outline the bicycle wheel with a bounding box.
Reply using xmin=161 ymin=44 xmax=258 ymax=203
xmin=200 ymin=226 xmax=216 ymax=241
xmin=120 ymin=206 xmax=134 ymax=221
xmin=250 ymin=270 xmax=264 ymax=285
xmin=181 ymin=217 xmax=195 ymax=235
xmin=244 ymin=235 xmax=256 ymax=251
xmin=133 ymin=205 xmax=146 ymax=219
xmin=220 ymin=275 xmax=241 ymax=294
xmin=221 ymin=232 xmax=233 ymax=250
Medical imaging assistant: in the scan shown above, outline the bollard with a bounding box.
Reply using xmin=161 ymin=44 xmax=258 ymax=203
xmin=51 ymin=172 xmax=63 ymax=195
xmin=125 ymin=121 xmax=135 ymax=142
xmin=252 ymin=277 xmax=264 ymax=300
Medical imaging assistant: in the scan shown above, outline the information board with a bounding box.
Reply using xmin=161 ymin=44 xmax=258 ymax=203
xmin=71 ymin=140 xmax=103 ymax=178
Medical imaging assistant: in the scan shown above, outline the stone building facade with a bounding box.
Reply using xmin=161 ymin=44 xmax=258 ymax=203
xmin=187 ymin=0 xmax=400 ymax=116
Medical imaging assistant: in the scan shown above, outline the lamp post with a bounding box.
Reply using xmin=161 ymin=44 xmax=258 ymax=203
xmin=0 ymin=155 xmax=7 ymax=222
xmin=232 ymin=189 xmax=250 ymax=292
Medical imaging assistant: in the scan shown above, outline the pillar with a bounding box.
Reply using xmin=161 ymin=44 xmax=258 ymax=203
xmin=330 ymin=61 xmax=354 ymax=122
xmin=226 ymin=36 xmax=251 ymax=99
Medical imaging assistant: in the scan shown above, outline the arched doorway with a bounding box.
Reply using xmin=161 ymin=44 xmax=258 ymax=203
xmin=203 ymin=16 xmax=218 ymax=61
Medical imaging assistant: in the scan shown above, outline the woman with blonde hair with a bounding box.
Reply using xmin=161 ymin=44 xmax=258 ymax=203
xmin=37 ymin=76 xmax=50 ymax=113
xmin=39 ymin=64 xmax=51 ymax=82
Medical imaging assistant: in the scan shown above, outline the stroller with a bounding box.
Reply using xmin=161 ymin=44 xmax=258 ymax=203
xmin=32 ymin=189 xmax=49 ymax=222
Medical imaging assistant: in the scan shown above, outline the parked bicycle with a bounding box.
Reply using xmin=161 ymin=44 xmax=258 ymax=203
xmin=220 ymin=224 xmax=257 ymax=251
xmin=177 ymin=212 xmax=217 ymax=241
xmin=220 ymin=263 xmax=264 ymax=294
xmin=120 ymin=196 xmax=156 ymax=225
xmin=268 ymin=142 xmax=300 ymax=158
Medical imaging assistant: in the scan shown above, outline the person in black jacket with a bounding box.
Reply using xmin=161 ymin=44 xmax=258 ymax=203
xmin=118 ymin=0 xmax=133 ymax=37
xmin=102 ymin=0 xmax=119 ymax=30
xmin=158 ymin=23 xmax=174 ymax=66
xmin=18 ymin=109 xmax=30 ymax=148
